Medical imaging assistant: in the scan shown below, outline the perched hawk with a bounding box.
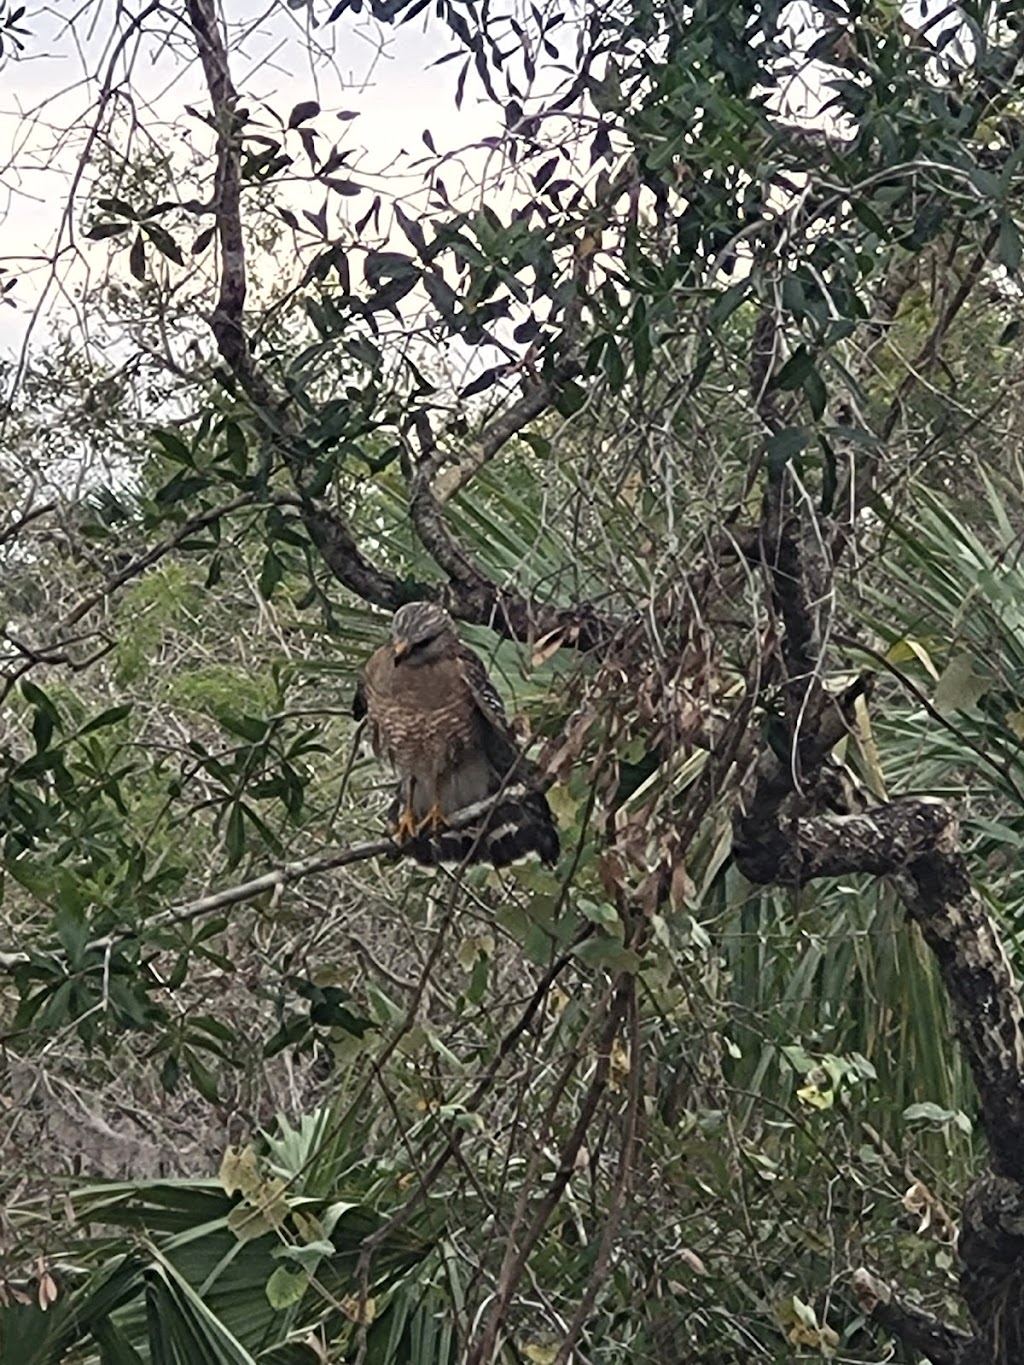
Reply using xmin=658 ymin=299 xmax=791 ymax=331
xmin=353 ymin=602 xmax=559 ymax=867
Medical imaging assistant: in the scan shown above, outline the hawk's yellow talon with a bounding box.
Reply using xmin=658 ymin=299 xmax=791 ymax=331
xmin=416 ymin=802 xmax=447 ymax=835
xmin=392 ymin=806 xmax=419 ymax=843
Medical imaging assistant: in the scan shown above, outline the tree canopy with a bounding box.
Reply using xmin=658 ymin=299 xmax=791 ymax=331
xmin=2 ymin=0 xmax=1024 ymax=1361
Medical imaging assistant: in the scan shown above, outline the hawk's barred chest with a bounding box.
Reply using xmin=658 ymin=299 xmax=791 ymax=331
xmin=364 ymin=649 xmax=482 ymax=770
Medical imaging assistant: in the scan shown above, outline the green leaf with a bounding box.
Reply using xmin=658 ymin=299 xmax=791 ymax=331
xmin=55 ymin=903 xmax=89 ymax=964
xmin=903 ymin=1101 xmax=959 ymax=1125
xmin=998 ymin=214 xmax=1021 ymax=274
xmin=764 ymin=428 xmax=808 ymax=474
xmin=143 ymin=222 xmax=185 ymax=265
xmin=521 ymin=432 xmax=551 ymax=458
xmin=774 ymin=346 xmax=814 ymax=390
xmin=95 ymin=196 xmax=139 ymax=219
xmin=265 ymin=1265 xmax=307 ymax=1310
xmin=287 ymin=99 xmax=320 ymax=128
xmin=79 ymin=703 xmax=134 ymax=736
xmin=183 ymin=1047 xmax=221 ymax=1103
xmin=225 ymin=803 xmax=246 ymax=867
xmin=803 ymin=367 xmax=826 ymax=420
xmin=21 ymin=679 xmax=60 ymax=721
xmin=223 ymin=420 xmax=248 ymax=469
xmin=933 ymin=654 xmax=990 ymax=713
xmin=709 ymin=280 xmax=749 ymax=327
xmin=86 ymin=220 xmax=131 ymax=240
xmin=578 ymin=898 xmax=620 ymax=928
xmin=259 ymin=550 xmax=284 ymax=600
xmin=31 ymin=706 xmax=54 ymax=754
xmin=156 ymin=471 xmax=210 ymax=504
xmin=153 ymin=429 xmax=194 ymax=463
xmin=555 ymin=380 xmax=587 ymax=416
xmin=572 ymin=938 xmax=641 ymax=974
xmin=908 ymin=201 xmax=944 ymax=249
xmin=263 ymin=1016 xmax=312 ymax=1057
xmin=603 ymin=336 xmax=625 ymax=390
xmin=129 ymin=230 xmax=146 ymax=281
xmin=631 ymin=297 xmax=652 ymax=382
xmin=219 ymin=713 xmax=269 ymax=743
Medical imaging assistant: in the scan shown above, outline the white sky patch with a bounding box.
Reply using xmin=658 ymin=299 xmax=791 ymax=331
xmin=0 ymin=1 xmax=499 ymax=359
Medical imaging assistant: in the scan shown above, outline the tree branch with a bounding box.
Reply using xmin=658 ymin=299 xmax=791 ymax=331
xmin=851 ymin=1268 xmax=978 ymax=1365
xmin=183 ymin=0 xmax=622 ymax=654
xmin=900 ymin=855 xmax=1024 ymax=1184
xmin=733 ymin=794 xmax=957 ymax=885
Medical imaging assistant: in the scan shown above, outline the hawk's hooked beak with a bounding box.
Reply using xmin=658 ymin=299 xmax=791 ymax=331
xmin=393 ymin=639 xmax=410 ymax=662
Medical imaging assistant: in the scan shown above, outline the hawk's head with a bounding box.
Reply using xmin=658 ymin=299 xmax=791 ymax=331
xmin=391 ymin=601 xmax=455 ymax=665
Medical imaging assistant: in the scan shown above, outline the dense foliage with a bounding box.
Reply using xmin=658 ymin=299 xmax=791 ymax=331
xmin=2 ymin=0 xmax=1024 ymax=1361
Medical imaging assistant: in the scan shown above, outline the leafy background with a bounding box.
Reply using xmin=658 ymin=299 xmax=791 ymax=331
xmin=2 ymin=0 xmax=1024 ymax=1359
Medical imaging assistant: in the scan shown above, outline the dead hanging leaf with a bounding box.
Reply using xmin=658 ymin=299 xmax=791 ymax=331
xmin=511 ymin=711 xmax=532 ymax=743
xmin=677 ymin=1247 xmax=708 ymax=1277
xmin=618 ymin=468 xmax=643 ymax=507
xmin=339 ymin=1294 xmax=376 ymax=1325
xmin=887 ymin=635 xmax=940 ymax=680
xmin=636 ymin=868 xmax=665 ymax=914
xmin=851 ymin=1267 xmax=887 ymax=1312
xmin=902 ymin=1179 xmax=956 ymax=1240
xmin=222 ymin=1145 xmax=290 ymax=1241
xmin=531 ymin=628 xmax=567 ymax=666
xmin=36 ymin=1261 xmax=58 ymax=1311
xmin=293 ymin=1210 xmax=324 ymax=1245
xmin=609 ymin=1039 xmax=631 ymax=1090
xmin=536 ymin=708 xmax=597 ymax=782
xmin=1007 ymin=709 xmax=1024 ymax=739
xmin=903 ymin=1180 xmax=931 ymax=1232
xmin=669 ymin=860 xmax=696 ymax=910
xmin=575 ymin=228 xmax=602 ymax=262
xmin=301 ymin=1331 xmax=330 ymax=1364
xmin=933 ymin=654 xmax=991 ymax=714
xmin=853 ymin=692 xmax=888 ymax=801
xmin=523 ymin=1346 xmax=559 ymax=1365
xmin=796 ymin=1079 xmax=834 ymax=1110
xmin=548 ymin=987 xmax=570 ymax=1018
xmin=220 ymin=1145 xmax=262 ymax=1199
xmin=616 ymin=810 xmax=655 ymax=868
xmin=774 ymin=1294 xmax=839 ymax=1350
xmin=597 ymin=850 xmax=626 ymax=900
xmin=456 ymin=934 xmax=494 ymax=970
xmin=227 ymin=1198 xmax=275 ymax=1243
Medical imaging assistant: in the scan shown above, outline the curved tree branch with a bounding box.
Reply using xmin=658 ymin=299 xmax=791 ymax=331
xmin=852 ymin=1268 xmax=979 ymax=1365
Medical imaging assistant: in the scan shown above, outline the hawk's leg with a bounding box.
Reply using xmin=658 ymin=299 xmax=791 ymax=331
xmin=416 ymin=801 xmax=447 ymax=835
xmin=392 ymin=806 xmax=419 ymax=842
xmin=391 ymin=779 xmax=419 ymax=844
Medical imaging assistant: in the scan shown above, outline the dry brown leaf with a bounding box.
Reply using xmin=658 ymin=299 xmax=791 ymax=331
xmin=38 ymin=1271 xmax=58 ymax=1311
xmin=530 ymin=628 xmax=566 ymax=667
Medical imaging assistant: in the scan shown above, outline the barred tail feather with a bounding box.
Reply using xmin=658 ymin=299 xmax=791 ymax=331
xmin=387 ymin=788 xmax=559 ymax=868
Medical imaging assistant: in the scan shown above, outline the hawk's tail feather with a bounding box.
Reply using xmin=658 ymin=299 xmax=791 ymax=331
xmin=387 ymin=788 xmax=559 ymax=868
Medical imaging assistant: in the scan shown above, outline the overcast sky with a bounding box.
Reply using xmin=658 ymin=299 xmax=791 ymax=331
xmin=0 ymin=1 xmax=496 ymax=358
xmin=0 ymin=0 xmax=966 ymax=367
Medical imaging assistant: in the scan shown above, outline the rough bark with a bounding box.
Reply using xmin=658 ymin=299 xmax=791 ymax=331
xmin=731 ymin=501 xmax=1024 ymax=1364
